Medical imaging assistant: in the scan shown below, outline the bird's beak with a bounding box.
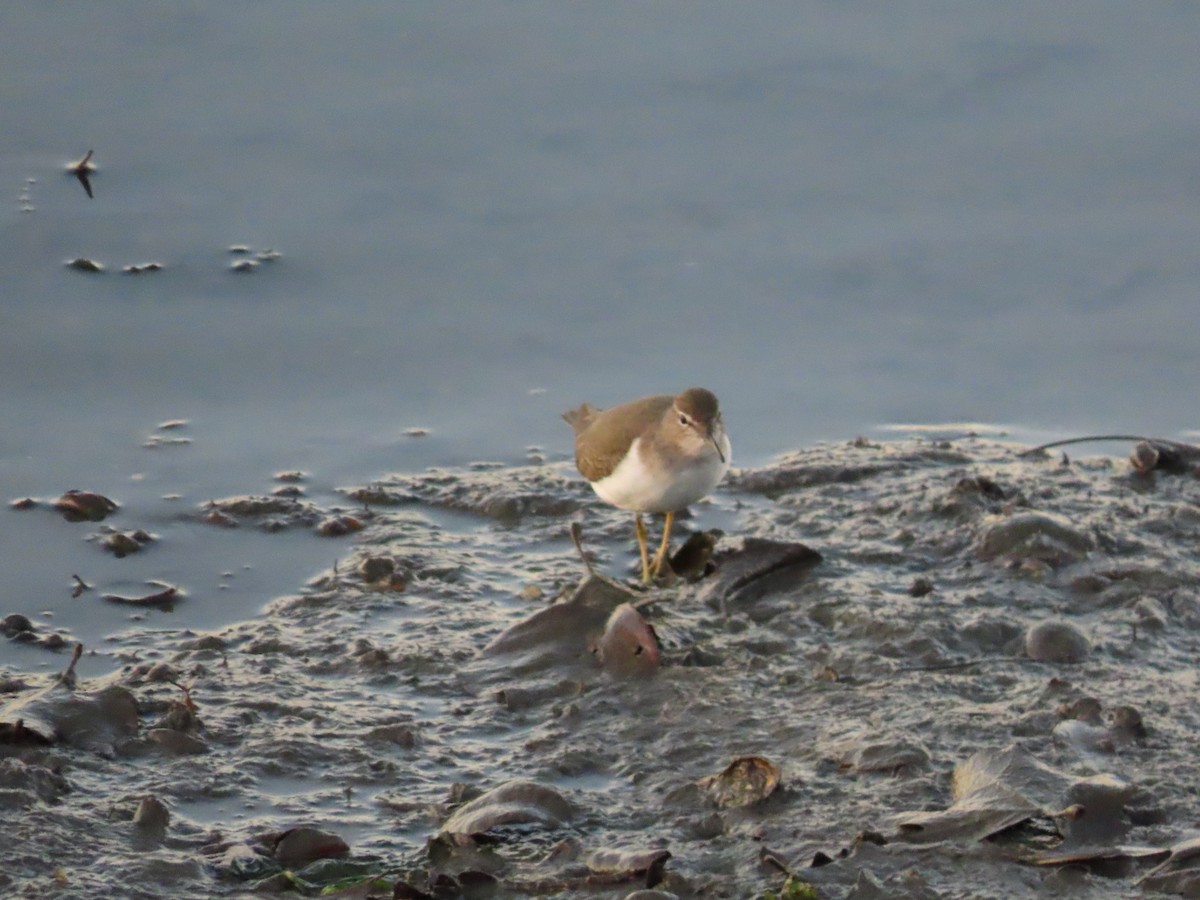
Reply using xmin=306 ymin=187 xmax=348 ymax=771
xmin=709 ymin=426 xmax=726 ymax=463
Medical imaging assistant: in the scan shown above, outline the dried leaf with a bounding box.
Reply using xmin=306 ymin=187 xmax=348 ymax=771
xmin=698 ymin=756 xmax=781 ymax=808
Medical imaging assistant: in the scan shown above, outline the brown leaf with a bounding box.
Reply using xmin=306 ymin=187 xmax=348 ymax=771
xmin=697 ymin=756 xmax=781 ymax=808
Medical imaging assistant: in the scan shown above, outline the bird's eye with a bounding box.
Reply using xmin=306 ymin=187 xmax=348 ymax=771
xmin=679 ymin=414 xmax=689 ymax=426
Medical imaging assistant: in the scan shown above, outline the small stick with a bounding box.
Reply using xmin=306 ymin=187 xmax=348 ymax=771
xmin=1018 ymin=435 xmax=1154 ymax=456
xmin=166 ymin=678 xmax=198 ymax=712
xmin=895 ymin=656 xmax=1023 ymax=673
xmin=57 ymin=643 xmax=84 ymax=686
xmin=1017 ymin=435 xmax=1162 ymax=457
xmin=71 ymin=574 xmax=91 ymax=598
xmin=569 ymin=522 xmax=595 ymax=575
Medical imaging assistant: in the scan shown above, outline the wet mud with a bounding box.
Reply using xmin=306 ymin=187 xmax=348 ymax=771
xmin=4 ymin=437 xmax=1200 ymax=898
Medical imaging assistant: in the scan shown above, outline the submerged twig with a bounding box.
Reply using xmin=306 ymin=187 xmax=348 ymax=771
xmin=71 ymin=574 xmax=91 ymax=598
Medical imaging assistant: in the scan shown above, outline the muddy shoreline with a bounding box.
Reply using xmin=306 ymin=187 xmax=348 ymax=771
xmin=4 ymin=437 xmax=1200 ymax=898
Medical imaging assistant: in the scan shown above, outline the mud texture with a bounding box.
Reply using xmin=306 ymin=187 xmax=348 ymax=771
xmin=3 ymin=437 xmax=1200 ymax=898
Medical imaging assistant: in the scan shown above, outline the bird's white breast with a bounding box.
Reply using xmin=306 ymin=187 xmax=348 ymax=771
xmin=590 ymin=434 xmax=731 ymax=514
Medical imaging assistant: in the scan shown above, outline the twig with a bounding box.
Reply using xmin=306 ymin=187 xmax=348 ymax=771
xmin=569 ymin=522 xmax=595 ymax=576
xmin=166 ymin=678 xmax=198 ymax=712
xmin=895 ymin=655 xmax=1023 ymax=673
xmin=57 ymin=643 xmax=84 ymax=686
xmin=1017 ymin=435 xmax=1157 ymax=457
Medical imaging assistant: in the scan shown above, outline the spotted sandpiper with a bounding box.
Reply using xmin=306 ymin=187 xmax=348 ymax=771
xmin=563 ymin=387 xmax=731 ymax=582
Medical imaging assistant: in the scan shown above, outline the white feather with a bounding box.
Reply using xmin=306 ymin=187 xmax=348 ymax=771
xmin=591 ymin=431 xmax=731 ymax=513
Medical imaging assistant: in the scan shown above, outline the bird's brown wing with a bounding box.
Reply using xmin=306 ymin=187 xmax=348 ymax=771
xmin=572 ymin=394 xmax=672 ymax=482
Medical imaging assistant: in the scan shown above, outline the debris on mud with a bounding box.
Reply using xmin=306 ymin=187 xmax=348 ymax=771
xmin=98 ymin=528 xmax=156 ymax=558
xmin=5 ymin=436 xmax=1200 ymax=898
xmin=198 ymin=494 xmax=321 ymax=531
xmin=101 ymin=583 xmax=181 ymax=610
xmin=0 ymin=645 xmax=137 ymax=750
xmin=697 ymin=756 xmax=781 ymax=808
xmin=52 ymin=490 xmax=119 ymax=522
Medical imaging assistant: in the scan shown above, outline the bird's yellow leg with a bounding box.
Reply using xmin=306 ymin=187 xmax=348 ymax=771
xmin=651 ymin=510 xmax=674 ymax=578
xmin=635 ymin=514 xmax=652 ymax=583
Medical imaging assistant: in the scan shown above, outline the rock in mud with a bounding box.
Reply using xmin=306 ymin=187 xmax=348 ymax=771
xmin=441 ymin=780 xmax=573 ymax=837
xmin=697 ymin=756 xmax=781 ymax=808
xmin=65 ymin=257 xmax=104 ymax=273
xmin=358 ymin=555 xmax=395 ymax=583
xmin=53 ymin=490 xmax=118 ymax=522
xmin=103 ymin=530 xmax=150 ymax=557
xmin=365 ymin=723 xmax=417 ymax=748
xmin=942 ymin=474 xmax=1009 ymax=516
xmin=123 ymin=262 xmax=164 ymax=275
xmin=1111 ymin=705 xmax=1147 ymax=741
xmin=667 ymin=529 xmax=721 ymax=580
xmin=268 ymin=826 xmax=350 ymax=868
xmin=907 ymin=576 xmax=933 ymax=597
xmin=40 ymin=633 xmax=67 ymax=651
xmin=1 ymin=614 xmax=33 ymax=637
xmin=977 ymin=511 xmax=1092 ymax=565
xmin=133 ymin=795 xmax=170 ymax=829
xmin=1056 ymin=774 xmax=1134 ymax=845
xmin=1025 ymin=620 xmax=1090 ymax=663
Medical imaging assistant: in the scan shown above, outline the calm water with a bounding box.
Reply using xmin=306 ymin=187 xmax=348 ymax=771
xmin=3 ymin=2 xmax=1200 ymax=666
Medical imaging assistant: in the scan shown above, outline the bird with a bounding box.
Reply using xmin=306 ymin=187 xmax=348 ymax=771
xmin=563 ymin=387 xmax=730 ymax=582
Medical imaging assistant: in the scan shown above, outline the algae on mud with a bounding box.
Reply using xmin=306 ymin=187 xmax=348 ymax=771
xmin=3 ymin=437 xmax=1200 ymax=897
